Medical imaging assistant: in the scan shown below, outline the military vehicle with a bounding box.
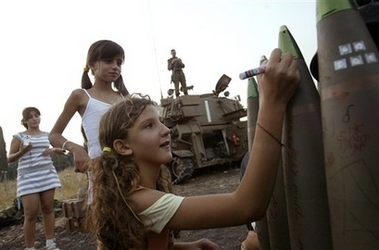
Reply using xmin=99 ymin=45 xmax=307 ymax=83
xmin=160 ymin=74 xmax=248 ymax=183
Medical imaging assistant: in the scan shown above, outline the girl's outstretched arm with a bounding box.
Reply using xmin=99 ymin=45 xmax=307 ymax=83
xmin=135 ymin=48 xmax=300 ymax=231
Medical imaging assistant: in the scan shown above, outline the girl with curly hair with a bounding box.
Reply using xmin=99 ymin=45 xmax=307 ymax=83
xmin=89 ymin=48 xmax=300 ymax=249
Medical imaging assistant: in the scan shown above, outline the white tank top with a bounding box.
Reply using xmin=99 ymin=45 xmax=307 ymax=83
xmin=81 ymin=89 xmax=113 ymax=159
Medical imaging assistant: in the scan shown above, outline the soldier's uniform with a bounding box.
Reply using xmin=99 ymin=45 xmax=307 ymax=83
xmin=168 ymin=56 xmax=188 ymax=97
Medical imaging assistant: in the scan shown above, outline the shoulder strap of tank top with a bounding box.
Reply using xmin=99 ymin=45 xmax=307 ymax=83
xmin=82 ymin=89 xmax=91 ymax=98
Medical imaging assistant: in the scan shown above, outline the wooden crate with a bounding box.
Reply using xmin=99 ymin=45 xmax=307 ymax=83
xmin=65 ymin=217 xmax=88 ymax=233
xmin=62 ymin=198 xmax=87 ymax=233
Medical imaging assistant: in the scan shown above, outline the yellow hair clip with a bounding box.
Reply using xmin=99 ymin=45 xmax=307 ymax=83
xmin=83 ymin=66 xmax=90 ymax=73
xmin=103 ymin=146 xmax=112 ymax=153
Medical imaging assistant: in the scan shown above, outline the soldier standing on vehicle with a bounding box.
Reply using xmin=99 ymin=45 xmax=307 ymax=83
xmin=168 ymin=49 xmax=188 ymax=97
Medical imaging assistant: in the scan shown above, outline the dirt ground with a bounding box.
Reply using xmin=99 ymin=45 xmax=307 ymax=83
xmin=0 ymin=165 xmax=248 ymax=250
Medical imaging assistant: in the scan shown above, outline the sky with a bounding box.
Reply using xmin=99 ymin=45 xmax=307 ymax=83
xmin=0 ymin=0 xmax=318 ymax=151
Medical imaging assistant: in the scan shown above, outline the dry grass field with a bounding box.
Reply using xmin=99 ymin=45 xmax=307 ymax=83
xmin=0 ymin=178 xmax=17 ymax=210
xmin=0 ymin=167 xmax=88 ymax=210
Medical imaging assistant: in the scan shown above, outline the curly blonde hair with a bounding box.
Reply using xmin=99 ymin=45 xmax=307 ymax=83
xmin=86 ymin=94 xmax=173 ymax=249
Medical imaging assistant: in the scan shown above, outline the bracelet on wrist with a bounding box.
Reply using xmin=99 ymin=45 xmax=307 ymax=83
xmin=62 ymin=140 xmax=71 ymax=151
xmin=256 ymin=122 xmax=293 ymax=155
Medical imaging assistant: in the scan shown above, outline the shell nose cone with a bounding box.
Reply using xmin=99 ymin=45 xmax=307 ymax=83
xmin=310 ymin=2 xmax=379 ymax=81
